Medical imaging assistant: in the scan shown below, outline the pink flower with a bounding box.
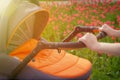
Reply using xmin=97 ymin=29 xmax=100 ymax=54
xmin=53 ymin=26 xmax=59 ymax=31
xmin=110 ymin=5 xmax=117 ymax=11
xmin=117 ymin=16 xmax=120 ymax=21
xmin=111 ymin=36 xmax=116 ymax=40
xmin=111 ymin=26 xmax=115 ymax=29
xmin=67 ymin=24 xmax=70 ymax=28
xmin=100 ymin=14 xmax=105 ymax=19
xmin=107 ymin=0 xmax=112 ymax=4
xmin=85 ymin=15 xmax=89 ymax=19
xmin=66 ymin=30 xmax=71 ymax=33
xmin=81 ymin=20 xmax=85 ymax=24
xmin=75 ymin=6 xmax=80 ymax=11
xmin=105 ymin=21 xmax=111 ymax=25
xmin=117 ymin=16 xmax=120 ymax=26
xmin=103 ymin=9 xmax=109 ymax=14
xmin=71 ymin=16 xmax=75 ymax=20
xmin=73 ymin=13 xmax=79 ymax=17
xmin=112 ymin=22 xmax=115 ymax=25
xmin=71 ymin=0 xmax=78 ymax=4
xmin=97 ymin=20 xmax=103 ymax=25
xmin=98 ymin=0 xmax=101 ymax=3
xmin=117 ymin=0 xmax=120 ymax=5
xmin=118 ymin=8 xmax=120 ymax=11
xmin=85 ymin=23 xmax=90 ymax=26
xmin=63 ymin=31 xmax=67 ymax=37
xmin=79 ymin=7 xmax=86 ymax=12
xmin=93 ymin=10 xmax=98 ymax=14
xmin=76 ymin=33 xmax=83 ymax=39
xmin=77 ymin=20 xmax=85 ymax=24
xmin=77 ymin=20 xmax=81 ymax=24
xmin=58 ymin=15 xmax=63 ymax=20
xmin=90 ymin=22 xmax=97 ymax=26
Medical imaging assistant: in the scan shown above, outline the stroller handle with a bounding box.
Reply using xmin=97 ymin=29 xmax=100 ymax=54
xmin=33 ymin=31 xmax=107 ymax=50
xmin=63 ymin=26 xmax=99 ymax=42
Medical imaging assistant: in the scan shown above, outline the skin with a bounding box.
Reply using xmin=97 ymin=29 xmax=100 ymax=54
xmin=79 ymin=24 xmax=120 ymax=56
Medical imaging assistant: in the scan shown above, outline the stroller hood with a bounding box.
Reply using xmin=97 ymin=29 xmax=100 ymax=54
xmin=0 ymin=0 xmax=49 ymax=53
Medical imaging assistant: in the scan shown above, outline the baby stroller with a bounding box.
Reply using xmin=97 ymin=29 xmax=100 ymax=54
xmin=0 ymin=0 xmax=106 ymax=80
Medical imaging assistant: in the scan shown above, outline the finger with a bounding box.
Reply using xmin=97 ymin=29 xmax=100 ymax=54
xmin=99 ymin=27 xmax=103 ymax=32
xmin=84 ymin=33 xmax=91 ymax=37
xmin=78 ymin=37 xmax=86 ymax=44
xmin=78 ymin=33 xmax=94 ymax=41
xmin=102 ymin=24 xmax=108 ymax=27
xmin=78 ymin=34 xmax=88 ymax=42
xmin=86 ymin=33 xmax=95 ymax=38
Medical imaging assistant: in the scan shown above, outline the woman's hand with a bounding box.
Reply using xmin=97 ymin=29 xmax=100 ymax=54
xmin=78 ymin=33 xmax=100 ymax=51
xmin=99 ymin=24 xmax=116 ymax=37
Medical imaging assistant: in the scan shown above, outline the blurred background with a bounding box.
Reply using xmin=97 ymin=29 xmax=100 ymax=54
xmin=38 ymin=0 xmax=120 ymax=80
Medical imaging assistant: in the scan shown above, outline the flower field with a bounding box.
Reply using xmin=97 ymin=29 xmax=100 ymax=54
xmin=39 ymin=0 xmax=120 ymax=80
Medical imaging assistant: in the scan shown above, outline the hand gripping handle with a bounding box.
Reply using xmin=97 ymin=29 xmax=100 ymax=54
xmin=63 ymin=26 xmax=99 ymax=42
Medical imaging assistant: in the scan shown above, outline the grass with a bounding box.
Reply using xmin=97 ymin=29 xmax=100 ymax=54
xmin=39 ymin=0 xmax=120 ymax=80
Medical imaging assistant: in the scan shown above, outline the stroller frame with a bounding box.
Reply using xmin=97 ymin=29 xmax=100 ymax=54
xmin=9 ymin=26 xmax=107 ymax=79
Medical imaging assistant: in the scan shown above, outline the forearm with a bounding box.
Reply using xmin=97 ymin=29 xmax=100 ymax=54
xmin=95 ymin=43 xmax=120 ymax=56
xmin=112 ymin=30 xmax=120 ymax=38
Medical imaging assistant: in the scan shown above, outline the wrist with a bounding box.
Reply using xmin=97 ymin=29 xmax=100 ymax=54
xmin=90 ymin=42 xmax=101 ymax=52
xmin=110 ymin=29 xmax=117 ymax=37
xmin=113 ymin=30 xmax=120 ymax=37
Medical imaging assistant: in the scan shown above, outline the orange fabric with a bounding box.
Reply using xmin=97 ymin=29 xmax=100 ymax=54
xmin=10 ymin=39 xmax=92 ymax=78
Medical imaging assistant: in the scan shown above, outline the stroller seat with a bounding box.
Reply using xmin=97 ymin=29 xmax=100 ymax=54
xmin=10 ymin=39 xmax=92 ymax=80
